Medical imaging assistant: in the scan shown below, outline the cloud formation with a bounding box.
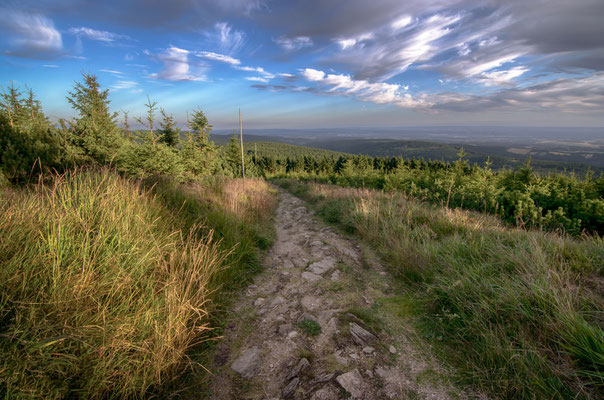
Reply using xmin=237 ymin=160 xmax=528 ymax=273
xmin=147 ymin=47 xmax=205 ymax=81
xmin=69 ymin=27 xmax=129 ymax=43
xmin=0 ymin=10 xmax=63 ymax=58
xmin=274 ymin=36 xmax=313 ymax=51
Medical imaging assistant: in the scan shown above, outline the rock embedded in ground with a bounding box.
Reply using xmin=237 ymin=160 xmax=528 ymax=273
xmin=230 ymin=347 xmax=261 ymax=379
xmin=282 ymin=377 xmax=299 ymax=399
xmin=363 ymin=346 xmax=375 ymax=354
xmin=278 ymin=323 xmax=293 ymax=336
xmin=286 ymin=357 xmax=310 ymax=380
xmin=302 ymin=271 xmax=322 ymax=282
xmin=389 ymin=345 xmax=396 ymax=354
xmin=307 ymin=258 xmax=336 ymax=275
xmin=311 ymin=385 xmax=339 ymax=400
xmin=349 ymin=322 xmax=376 ymax=346
xmin=283 ymin=259 xmax=295 ymax=268
xmin=254 ymin=297 xmax=265 ymax=307
xmin=336 ymin=369 xmax=366 ymax=399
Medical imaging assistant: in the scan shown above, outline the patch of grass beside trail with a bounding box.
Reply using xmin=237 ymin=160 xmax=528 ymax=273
xmin=275 ymin=178 xmax=604 ymax=399
xmin=0 ymin=169 xmax=276 ymax=399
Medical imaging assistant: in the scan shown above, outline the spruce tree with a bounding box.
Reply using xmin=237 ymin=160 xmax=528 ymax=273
xmin=158 ymin=108 xmax=180 ymax=147
xmin=66 ymin=73 xmax=121 ymax=164
xmin=188 ymin=107 xmax=212 ymax=148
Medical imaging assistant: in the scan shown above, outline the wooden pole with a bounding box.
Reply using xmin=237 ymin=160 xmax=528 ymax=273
xmin=239 ymin=108 xmax=246 ymax=191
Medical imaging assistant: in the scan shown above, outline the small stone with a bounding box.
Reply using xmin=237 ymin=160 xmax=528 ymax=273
xmin=365 ymin=369 xmax=374 ymax=378
xmin=336 ymin=369 xmax=366 ymax=398
xmin=278 ymin=323 xmax=293 ymax=335
xmin=254 ymin=297 xmax=266 ymax=307
xmin=362 ymin=346 xmax=375 ymax=354
xmin=349 ymin=352 xmax=359 ymax=360
xmin=307 ymin=258 xmax=336 ymax=275
xmin=297 ymin=312 xmax=318 ymax=324
xmin=349 ymin=322 xmax=376 ymax=346
xmin=310 ymin=372 xmax=335 ymax=387
xmin=286 ymin=358 xmax=310 ymax=380
xmin=270 ymin=295 xmax=286 ymax=307
xmin=288 ymin=331 xmax=299 ymax=339
xmin=302 ymin=271 xmax=322 ymax=282
xmin=330 ymin=270 xmax=341 ymax=281
xmin=230 ymin=347 xmax=261 ymax=379
xmin=282 ymin=377 xmax=299 ymax=399
xmin=283 ymin=259 xmax=295 ymax=269
xmin=311 ymin=385 xmax=339 ymax=400
xmin=389 ymin=345 xmax=396 ymax=354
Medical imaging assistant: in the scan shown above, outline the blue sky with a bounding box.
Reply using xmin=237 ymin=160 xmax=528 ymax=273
xmin=1 ymin=0 xmax=604 ymax=129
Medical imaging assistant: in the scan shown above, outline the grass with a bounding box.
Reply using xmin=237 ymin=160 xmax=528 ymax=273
xmin=275 ymin=179 xmax=604 ymax=399
xmin=0 ymin=169 xmax=276 ymax=399
xmin=297 ymin=319 xmax=322 ymax=336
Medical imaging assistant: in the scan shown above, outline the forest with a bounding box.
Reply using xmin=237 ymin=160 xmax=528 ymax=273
xmin=252 ymin=150 xmax=604 ymax=235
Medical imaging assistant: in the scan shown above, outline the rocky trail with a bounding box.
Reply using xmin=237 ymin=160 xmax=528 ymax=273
xmin=207 ymin=189 xmax=463 ymax=399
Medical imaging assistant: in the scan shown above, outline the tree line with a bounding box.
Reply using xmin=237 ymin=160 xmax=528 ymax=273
xmin=253 ymin=151 xmax=604 ymax=235
xmin=0 ymin=73 xmax=258 ymax=185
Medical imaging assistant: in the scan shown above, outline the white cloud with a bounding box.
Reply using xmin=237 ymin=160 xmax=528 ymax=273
xmin=391 ymin=15 xmax=413 ymax=30
xmin=43 ymin=64 xmax=58 ymax=68
xmin=465 ymin=53 xmax=522 ymax=77
xmin=457 ymin=42 xmax=470 ymax=56
xmin=274 ymin=36 xmax=313 ymax=51
xmin=205 ymin=22 xmax=245 ymax=53
xmin=0 ymin=11 xmax=62 ymax=58
xmin=236 ymin=65 xmax=275 ymax=79
xmin=338 ymin=39 xmax=357 ymax=50
xmin=245 ymin=76 xmax=269 ymax=83
xmin=69 ymin=27 xmax=128 ymax=43
xmin=481 ymin=66 xmax=528 ymax=86
xmin=300 ymin=68 xmax=427 ymax=108
xmin=111 ymin=80 xmax=138 ymax=90
xmin=301 ymin=68 xmax=325 ymax=81
xmin=100 ymin=69 xmax=124 ymax=75
xmin=197 ymin=51 xmax=241 ymax=65
xmin=148 ymin=47 xmax=206 ymax=81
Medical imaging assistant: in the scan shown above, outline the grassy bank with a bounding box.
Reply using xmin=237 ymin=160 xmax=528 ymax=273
xmin=0 ymin=169 xmax=276 ymax=399
xmin=276 ymin=179 xmax=603 ymax=399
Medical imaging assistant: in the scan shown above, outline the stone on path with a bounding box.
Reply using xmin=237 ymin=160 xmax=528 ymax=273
xmin=336 ymin=369 xmax=366 ymax=398
xmin=302 ymin=271 xmax=322 ymax=282
xmin=349 ymin=322 xmax=376 ymax=346
xmin=230 ymin=347 xmax=261 ymax=379
xmin=389 ymin=345 xmax=397 ymax=354
xmin=308 ymin=258 xmax=336 ymax=275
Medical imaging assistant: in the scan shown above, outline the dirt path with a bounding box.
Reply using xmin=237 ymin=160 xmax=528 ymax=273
xmin=208 ymin=190 xmax=463 ymax=399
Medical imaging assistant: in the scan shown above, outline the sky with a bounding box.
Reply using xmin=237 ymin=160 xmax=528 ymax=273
xmin=1 ymin=0 xmax=604 ymax=130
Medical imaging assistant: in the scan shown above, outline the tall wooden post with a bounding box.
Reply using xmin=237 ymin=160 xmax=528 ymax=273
xmin=239 ymin=108 xmax=246 ymax=191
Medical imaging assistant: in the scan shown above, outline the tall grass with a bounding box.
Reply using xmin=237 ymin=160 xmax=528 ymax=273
xmin=277 ymin=179 xmax=604 ymax=399
xmin=0 ymin=169 xmax=276 ymax=398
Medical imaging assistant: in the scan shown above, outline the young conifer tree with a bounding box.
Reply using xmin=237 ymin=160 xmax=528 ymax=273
xmin=158 ymin=108 xmax=180 ymax=147
xmin=66 ymin=73 xmax=121 ymax=164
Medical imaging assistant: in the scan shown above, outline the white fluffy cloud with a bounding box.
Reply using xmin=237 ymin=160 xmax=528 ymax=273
xmin=0 ymin=11 xmax=63 ymax=58
xmin=148 ymin=47 xmax=205 ymax=81
xmin=300 ymin=68 xmax=427 ymax=108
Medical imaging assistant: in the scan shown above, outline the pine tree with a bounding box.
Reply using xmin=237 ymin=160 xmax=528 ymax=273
xmin=66 ymin=73 xmax=121 ymax=164
xmin=158 ymin=108 xmax=180 ymax=147
xmin=188 ymin=107 xmax=212 ymax=148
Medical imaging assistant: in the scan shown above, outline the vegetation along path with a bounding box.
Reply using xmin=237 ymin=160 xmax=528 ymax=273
xmin=208 ymin=189 xmax=464 ymax=399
